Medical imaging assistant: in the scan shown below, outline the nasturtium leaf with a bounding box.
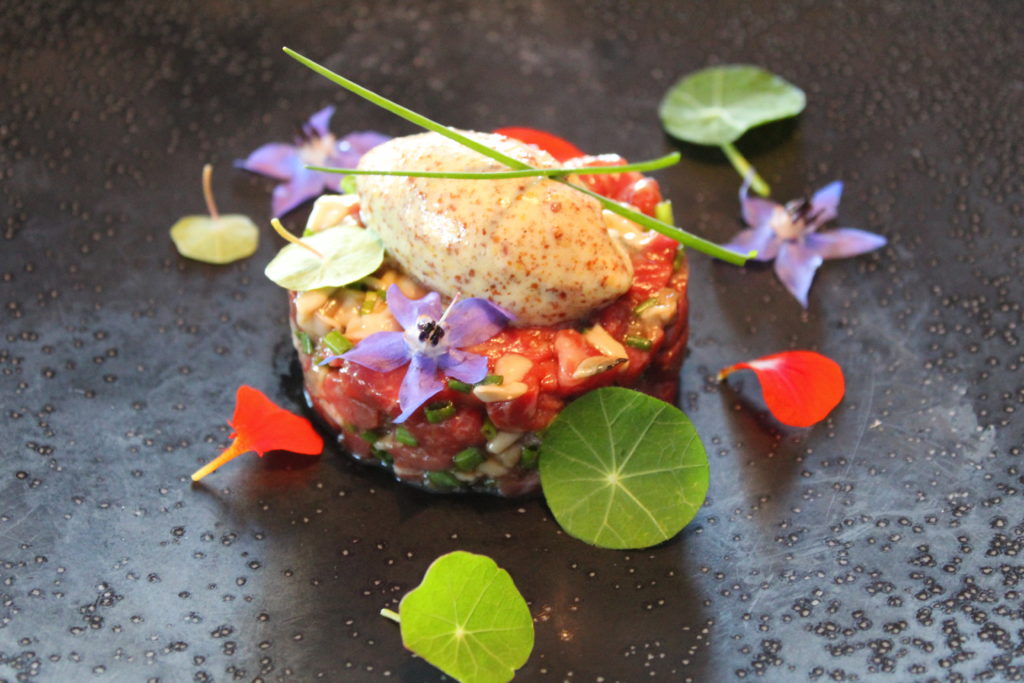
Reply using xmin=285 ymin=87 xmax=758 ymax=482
xmin=170 ymin=214 xmax=259 ymax=264
xmin=658 ymin=65 xmax=806 ymax=146
xmin=398 ymin=551 xmax=534 ymax=683
xmin=539 ymin=387 xmax=709 ymax=550
xmin=263 ymin=225 xmax=384 ymax=291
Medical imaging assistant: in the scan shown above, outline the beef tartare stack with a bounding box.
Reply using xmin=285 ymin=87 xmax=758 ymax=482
xmin=285 ymin=131 xmax=689 ymax=496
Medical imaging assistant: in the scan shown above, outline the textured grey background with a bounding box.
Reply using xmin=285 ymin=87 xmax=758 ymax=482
xmin=1 ymin=1 xmax=1021 ymax=680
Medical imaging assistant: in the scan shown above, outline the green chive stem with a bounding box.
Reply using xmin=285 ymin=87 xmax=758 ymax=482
xmin=283 ymin=47 xmax=753 ymax=265
xmin=720 ymin=142 xmax=770 ymax=197
xmin=283 ymin=47 xmax=531 ymax=171
xmin=308 ymin=152 xmax=681 ymax=179
xmin=563 ymin=180 xmax=750 ymax=265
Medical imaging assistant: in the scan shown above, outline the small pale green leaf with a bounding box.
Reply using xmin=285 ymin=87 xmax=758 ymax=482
xmin=658 ymin=65 xmax=806 ymax=146
xmin=539 ymin=387 xmax=709 ymax=550
xmin=398 ymin=551 xmax=534 ymax=683
xmin=169 ymin=214 xmax=259 ymax=264
xmin=263 ymin=226 xmax=384 ymax=291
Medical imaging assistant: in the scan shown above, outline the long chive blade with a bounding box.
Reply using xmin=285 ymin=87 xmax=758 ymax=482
xmin=563 ymin=180 xmax=751 ymax=265
xmin=283 ymin=47 xmax=531 ymax=171
xmin=283 ymin=47 xmax=751 ymax=265
xmin=307 ymin=151 xmax=681 ymax=179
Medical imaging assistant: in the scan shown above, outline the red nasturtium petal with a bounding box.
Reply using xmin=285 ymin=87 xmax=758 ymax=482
xmin=717 ymin=351 xmax=845 ymax=428
xmin=191 ymin=385 xmax=323 ymax=482
xmin=493 ymin=126 xmax=585 ymax=162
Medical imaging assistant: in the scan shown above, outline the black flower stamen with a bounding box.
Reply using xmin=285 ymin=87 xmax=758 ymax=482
xmin=417 ymin=320 xmax=446 ymax=346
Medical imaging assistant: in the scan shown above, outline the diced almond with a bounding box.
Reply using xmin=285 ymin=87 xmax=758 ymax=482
xmin=305 ymin=195 xmax=360 ymax=233
xmin=495 ymin=444 xmax=522 ymax=468
xmin=473 ymin=381 xmax=529 ymax=403
xmin=295 ymin=288 xmax=332 ymax=327
xmin=344 ymin=311 xmax=401 ymax=341
xmin=486 ymin=430 xmax=523 ymax=455
xmin=494 ymin=354 xmax=533 ymax=384
xmin=584 ymin=323 xmax=629 ymax=359
xmin=571 ymin=355 xmax=628 ymax=380
xmin=640 ymin=288 xmax=679 ymax=327
xmin=477 ymin=458 xmax=509 ymax=478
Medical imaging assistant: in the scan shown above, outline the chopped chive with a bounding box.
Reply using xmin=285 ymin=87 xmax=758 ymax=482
xmin=447 ymin=378 xmax=474 ymax=393
xmin=395 ymin=426 xmax=418 ymax=447
xmin=481 ymin=417 xmax=498 ymax=441
xmin=479 ymin=374 xmax=504 ymax=386
xmin=360 ymin=429 xmax=382 ymax=443
xmin=453 ymin=446 xmax=485 ymax=471
xmin=425 ymin=400 xmax=456 ymax=424
xmin=633 ymin=297 xmax=660 ymax=316
xmin=302 ymin=227 xmax=316 ymax=237
xmin=673 ymin=247 xmax=686 ymax=271
xmin=655 ymin=199 xmax=674 ymax=225
xmin=371 ymin=446 xmax=393 ymax=465
xmin=519 ymin=445 xmax=539 ymax=470
xmin=340 ymin=174 xmax=358 ymax=194
xmin=360 ymin=290 xmax=379 ymax=315
xmin=624 ymin=335 xmax=653 ymax=351
xmin=427 ymin=470 xmax=459 ymax=489
xmin=295 ymin=330 xmax=314 ymax=355
xmin=323 ymin=330 xmax=354 ymax=355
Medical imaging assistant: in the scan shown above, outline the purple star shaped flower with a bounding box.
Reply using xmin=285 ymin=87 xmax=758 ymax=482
xmin=324 ymin=285 xmax=513 ymax=423
xmin=237 ymin=106 xmax=389 ymax=217
xmin=724 ymin=180 xmax=887 ymax=307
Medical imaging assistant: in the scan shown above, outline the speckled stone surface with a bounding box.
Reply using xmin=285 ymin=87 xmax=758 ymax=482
xmin=2 ymin=1 xmax=1022 ymax=681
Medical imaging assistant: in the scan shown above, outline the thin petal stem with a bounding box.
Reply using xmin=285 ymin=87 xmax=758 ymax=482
xmin=202 ymin=164 xmax=219 ymax=219
xmin=191 ymin=439 xmax=247 ymax=482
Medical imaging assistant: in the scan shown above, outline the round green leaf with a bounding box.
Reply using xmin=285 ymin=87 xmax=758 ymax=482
xmin=263 ymin=225 xmax=384 ymax=291
xmin=169 ymin=214 xmax=259 ymax=264
xmin=658 ymin=65 xmax=806 ymax=146
xmin=539 ymin=387 xmax=709 ymax=549
xmin=399 ymin=551 xmax=534 ymax=683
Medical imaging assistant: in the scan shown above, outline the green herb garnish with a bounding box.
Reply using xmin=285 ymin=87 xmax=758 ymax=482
xmin=624 ymin=335 xmax=652 ymax=351
xmin=322 ymin=330 xmax=353 ymax=355
xmin=447 ymin=378 xmax=474 ymax=393
xmin=539 ymin=387 xmax=709 ymax=549
xmin=658 ymin=65 xmax=806 ymax=196
xmin=395 ymin=426 xmax=418 ymax=447
xmin=263 ymin=221 xmax=385 ymax=291
xmin=427 ymin=470 xmax=460 ymax=489
xmin=381 ymin=551 xmax=534 ymax=683
xmin=170 ymin=165 xmax=259 ymax=265
xmin=309 ymin=152 xmax=681 ymax=179
xmin=282 ymin=47 xmax=750 ymax=266
xmin=424 ymin=400 xmax=457 ymax=424
xmin=453 ymin=446 xmax=485 ymax=471
xmin=294 ymin=330 xmax=314 ymax=355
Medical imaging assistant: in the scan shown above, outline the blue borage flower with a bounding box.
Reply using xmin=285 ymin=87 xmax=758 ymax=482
xmin=321 ymin=285 xmax=513 ymax=423
xmin=724 ymin=179 xmax=887 ymax=307
xmin=237 ymin=106 xmax=389 ymax=217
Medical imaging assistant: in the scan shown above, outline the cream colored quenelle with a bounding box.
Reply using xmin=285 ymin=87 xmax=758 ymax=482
xmin=355 ymin=131 xmax=634 ymax=326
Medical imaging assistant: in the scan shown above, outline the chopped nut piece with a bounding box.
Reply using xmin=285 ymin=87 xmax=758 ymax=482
xmin=473 ymin=381 xmax=529 ymax=403
xmin=571 ymin=355 xmax=628 ymax=380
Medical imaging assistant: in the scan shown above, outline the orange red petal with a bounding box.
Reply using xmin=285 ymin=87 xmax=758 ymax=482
xmin=493 ymin=126 xmax=585 ymax=162
xmin=191 ymin=386 xmax=322 ymax=482
xmin=718 ymin=351 xmax=845 ymax=428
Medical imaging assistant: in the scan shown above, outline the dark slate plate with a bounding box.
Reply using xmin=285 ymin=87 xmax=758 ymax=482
xmin=2 ymin=2 xmax=1021 ymax=681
